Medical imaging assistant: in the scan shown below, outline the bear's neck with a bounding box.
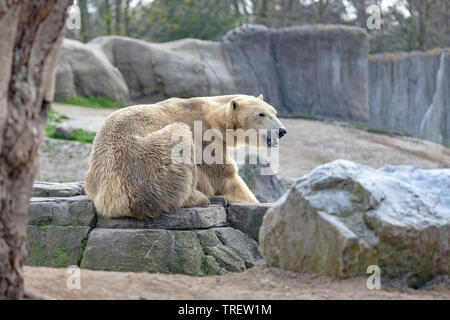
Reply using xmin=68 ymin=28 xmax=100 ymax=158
xmin=204 ymin=105 xmax=234 ymax=139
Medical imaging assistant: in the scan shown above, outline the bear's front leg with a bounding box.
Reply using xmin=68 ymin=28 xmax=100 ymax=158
xmin=222 ymin=174 xmax=259 ymax=203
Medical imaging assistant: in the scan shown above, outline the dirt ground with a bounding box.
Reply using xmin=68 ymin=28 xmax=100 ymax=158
xmin=24 ymin=266 xmax=449 ymax=300
xmin=275 ymin=118 xmax=450 ymax=180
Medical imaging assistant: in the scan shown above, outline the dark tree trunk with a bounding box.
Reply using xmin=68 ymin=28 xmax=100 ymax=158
xmin=79 ymin=0 xmax=89 ymax=42
xmin=0 ymin=0 xmax=72 ymax=299
xmin=105 ymin=0 xmax=112 ymax=35
xmin=115 ymin=0 xmax=122 ymax=35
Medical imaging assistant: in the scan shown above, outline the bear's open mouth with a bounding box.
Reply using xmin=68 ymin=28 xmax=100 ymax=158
xmin=266 ymin=136 xmax=279 ymax=148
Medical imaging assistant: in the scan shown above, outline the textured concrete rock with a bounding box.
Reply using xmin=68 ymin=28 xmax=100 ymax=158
xmin=238 ymin=154 xmax=286 ymax=202
xmin=369 ymin=48 xmax=450 ymax=143
xmin=96 ymin=205 xmax=226 ymax=229
xmin=28 ymin=196 xmax=96 ymax=227
xmin=26 ymin=225 xmax=91 ymax=268
xmin=271 ymin=24 xmax=368 ymax=120
xmin=228 ymin=203 xmax=273 ymax=241
xmin=420 ymin=51 xmax=450 ymax=143
xmin=80 ymin=229 xmax=204 ymax=275
xmin=32 ymin=181 xmax=85 ymax=197
xmin=259 ymin=160 xmax=450 ymax=288
xmin=214 ymin=227 xmax=264 ymax=268
xmin=55 ymin=25 xmax=369 ymax=121
xmin=54 ymin=38 xmax=129 ymax=102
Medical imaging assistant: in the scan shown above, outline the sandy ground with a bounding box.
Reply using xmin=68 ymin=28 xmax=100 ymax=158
xmin=24 ymin=266 xmax=449 ymax=300
xmin=275 ymin=118 xmax=450 ymax=180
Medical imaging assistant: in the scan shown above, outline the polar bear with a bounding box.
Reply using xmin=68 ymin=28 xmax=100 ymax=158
xmin=85 ymin=94 xmax=286 ymax=219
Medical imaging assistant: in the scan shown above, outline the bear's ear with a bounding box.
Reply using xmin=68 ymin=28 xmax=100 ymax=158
xmin=257 ymin=94 xmax=264 ymax=100
xmin=231 ymin=99 xmax=239 ymax=110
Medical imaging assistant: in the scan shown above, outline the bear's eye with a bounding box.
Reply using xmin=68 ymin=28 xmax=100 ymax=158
xmin=259 ymin=113 xmax=266 ymax=118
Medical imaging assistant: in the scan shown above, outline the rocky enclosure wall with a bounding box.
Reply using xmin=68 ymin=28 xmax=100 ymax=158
xmin=369 ymin=48 xmax=450 ymax=144
xmin=54 ymin=24 xmax=369 ymax=122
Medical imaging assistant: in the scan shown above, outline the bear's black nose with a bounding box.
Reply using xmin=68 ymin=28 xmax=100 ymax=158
xmin=279 ymin=128 xmax=287 ymax=138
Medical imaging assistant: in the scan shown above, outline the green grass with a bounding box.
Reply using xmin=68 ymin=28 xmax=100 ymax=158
xmin=435 ymin=141 xmax=450 ymax=148
xmin=48 ymin=109 xmax=69 ymax=123
xmin=45 ymin=124 xmax=96 ymax=144
xmin=289 ymin=113 xmax=318 ymax=120
xmin=351 ymin=122 xmax=390 ymax=135
xmin=70 ymin=129 xmax=96 ymax=144
xmin=61 ymin=95 xmax=125 ymax=108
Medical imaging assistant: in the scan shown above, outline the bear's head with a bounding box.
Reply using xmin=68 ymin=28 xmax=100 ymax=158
xmin=226 ymin=94 xmax=286 ymax=148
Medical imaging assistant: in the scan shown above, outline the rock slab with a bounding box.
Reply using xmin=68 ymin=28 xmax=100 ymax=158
xmin=259 ymin=160 xmax=450 ymax=288
xmin=228 ymin=203 xmax=273 ymax=241
xmin=81 ymin=227 xmax=263 ymax=275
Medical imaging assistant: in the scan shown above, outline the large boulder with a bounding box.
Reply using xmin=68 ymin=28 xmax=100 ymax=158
xmin=259 ymin=160 xmax=450 ymax=288
xmin=54 ymin=38 xmax=129 ymax=102
xmin=55 ymin=25 xmax=369 ymax=122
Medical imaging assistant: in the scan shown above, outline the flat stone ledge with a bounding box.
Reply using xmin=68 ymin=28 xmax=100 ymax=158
xmin=228 ymin=203 xmax=274 ymax=240
xmin=32 ymin=181 xmax=85 ymax=197
xmin=29 ymin=196 xmax=96 ymax=227
xmin=96 ymin=205 xmax=227 ymax=230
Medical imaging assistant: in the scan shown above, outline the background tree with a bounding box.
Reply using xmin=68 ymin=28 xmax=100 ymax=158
xmin=79 ymin=0 xmax=89 ymax=42
xmin=0 ymin=0 xmax=72 ymax=299
xmin=65 ymin=0 xmax=450 ymax=52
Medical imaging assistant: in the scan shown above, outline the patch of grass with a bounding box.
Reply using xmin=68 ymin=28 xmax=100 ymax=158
xmin=70 ymin=129 xmax=96 ymax=144
xmin=290 ymin=113 xmax=318 ymax=120
xmin=45 ymin=124 xmax=96 ymax=144
xmin=45 ymin=124 xmax=57 ymax=137
xmin=435 ymin=141 xmax=450 ymax=148
xmin=48 ymin=109 xmax=69 ymax=123
xmin=61 ymin=95 xmax=125 ymax=109
xmin=351 ymin=122 xmax=390 ymax=135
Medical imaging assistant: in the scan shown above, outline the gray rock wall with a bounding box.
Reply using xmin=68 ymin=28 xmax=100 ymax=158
xmin=419 ymin=52 xmax=450 ymax=143
xmin=369 ymin=48 xmax=450 ymax=143
xmin=54 ymin=24 xmax=369 ymax=121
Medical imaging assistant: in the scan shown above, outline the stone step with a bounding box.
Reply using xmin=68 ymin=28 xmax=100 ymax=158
xmin=80 ymin=227 xmax=264 ymax=276
xmin=96 ymin=205 xmax=227 ymax=230
xmin=26 ymin=187 xmax=272 ymax=276
xmin=29 ymin=196 xmax=96 ymax=227
xmin=32 ymin=181 xmax=85 ymax=197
